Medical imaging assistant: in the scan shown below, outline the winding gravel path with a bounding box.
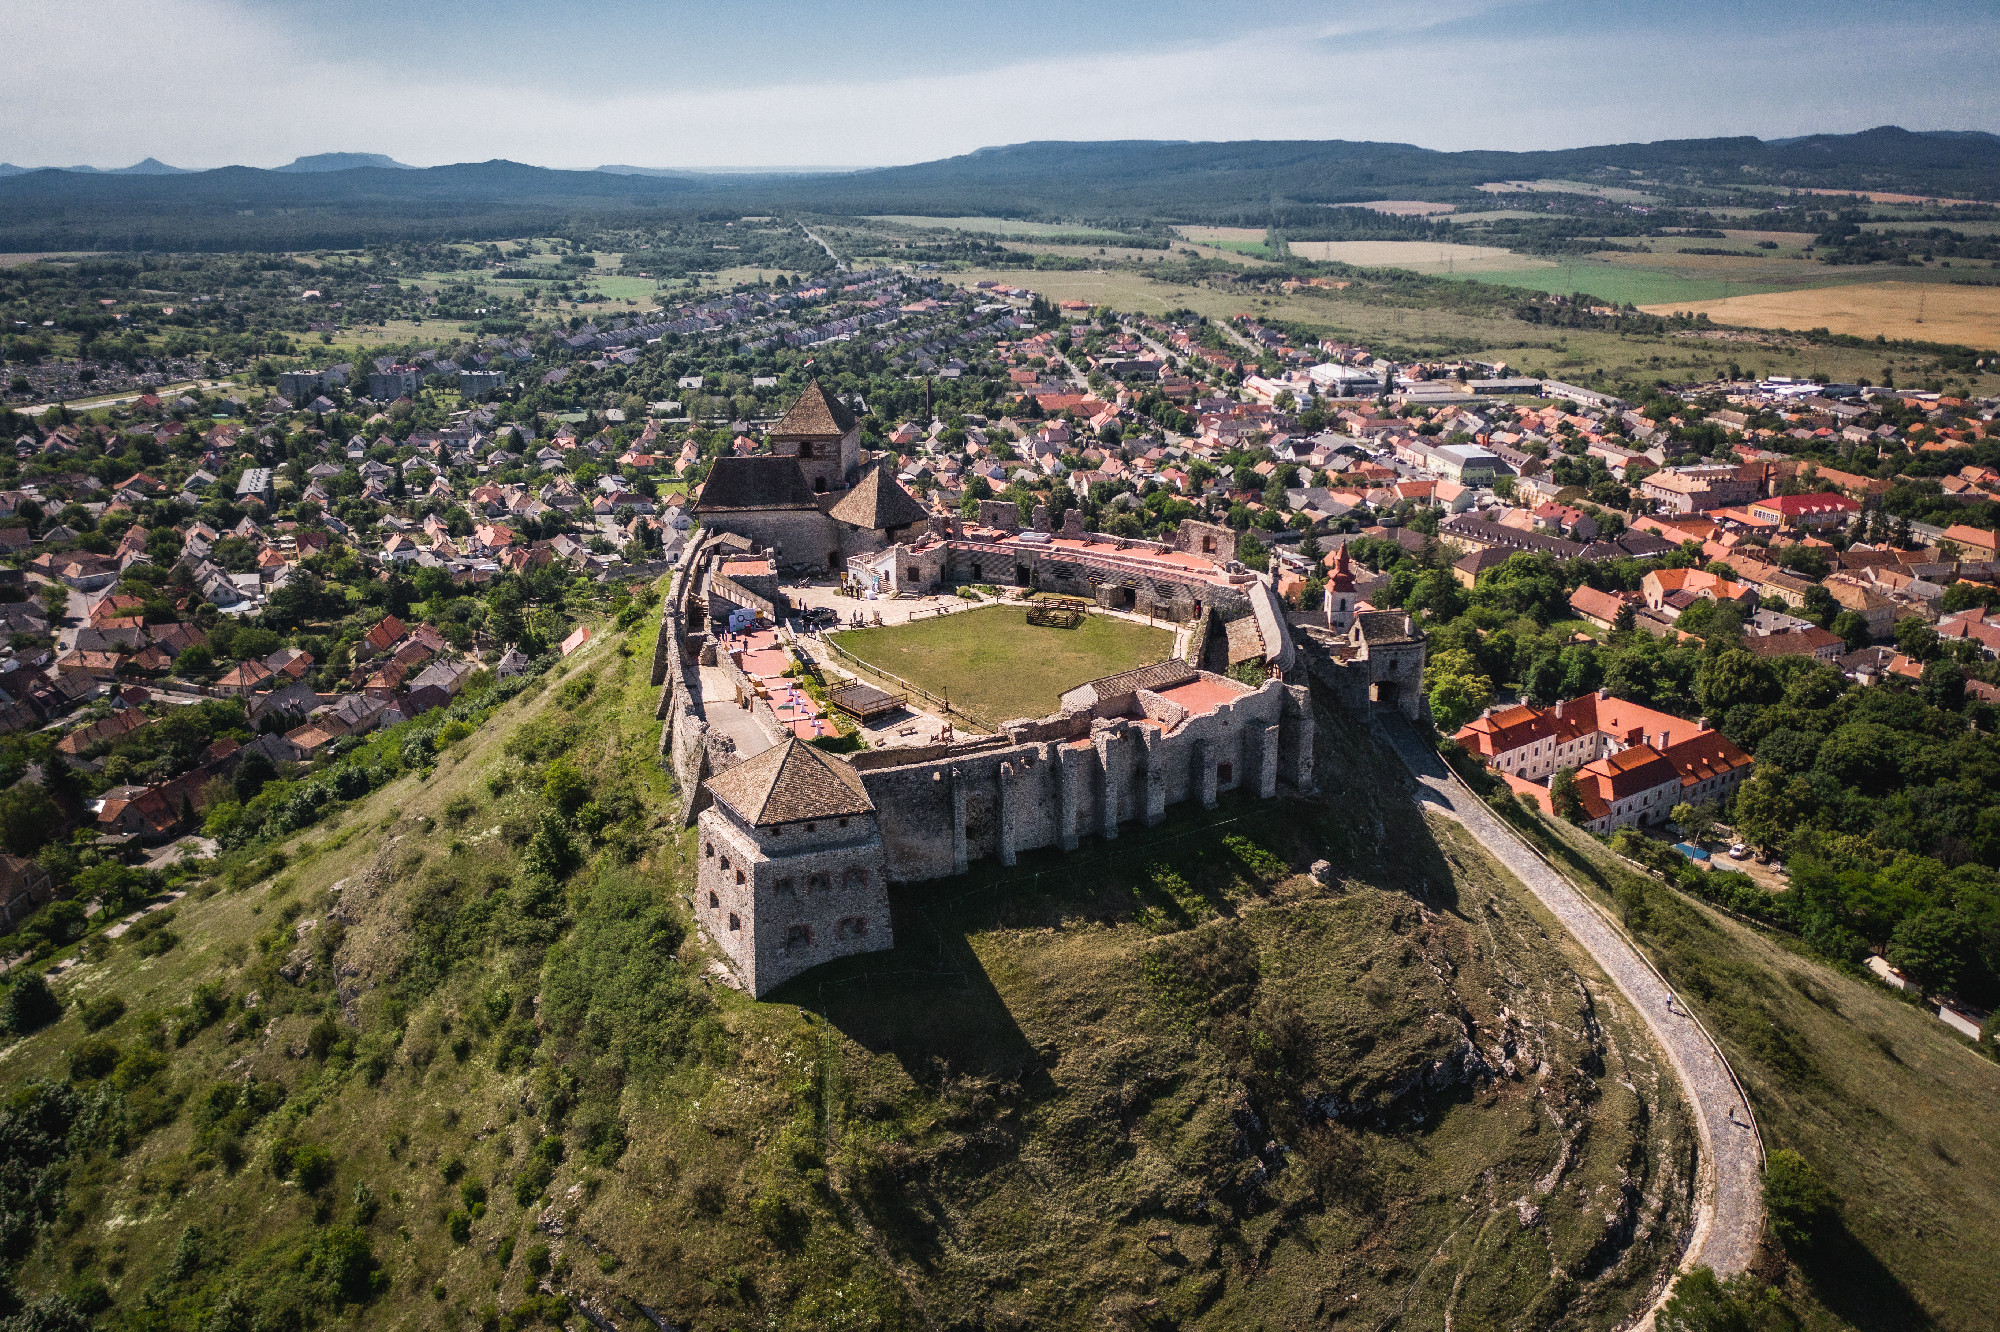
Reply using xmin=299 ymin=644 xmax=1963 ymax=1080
xmin=1376 ymin=715 xmax=1764 ymax=1287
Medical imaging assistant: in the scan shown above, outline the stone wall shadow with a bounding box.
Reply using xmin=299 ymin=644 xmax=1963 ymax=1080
xmin=1798 ymin=1222 xmax=1937 ymax=1331
xmin=799 ymin=889 xmax=1044 ymax=1091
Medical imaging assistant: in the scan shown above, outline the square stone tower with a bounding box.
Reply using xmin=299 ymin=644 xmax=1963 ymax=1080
xmin=767 ymin=379 xmax=861 ymax=495
xmin=696 ymin=737 xmax=891 ymax=997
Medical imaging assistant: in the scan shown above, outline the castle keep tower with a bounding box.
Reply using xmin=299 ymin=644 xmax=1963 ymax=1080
xmin=767 ymin=379 xmax=861 ymax=495
xmin=696 ymin=738 xmax=892 ymax=997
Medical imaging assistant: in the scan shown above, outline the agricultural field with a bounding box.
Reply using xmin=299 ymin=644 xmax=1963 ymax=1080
xmin=1446 ymin=260 xmax=1792 ymax=308
xmin=829 ymin=604 xmax=1172 ymax=726
xmin=0 ymin=250 xmax=102 ymax=268
xmin=1282 ymin=239 xmax=1555 ymax=274
xmin=944 ymin=266 xmax=1995 ymax=390
xmin=1475 ymin=179 xmax=1664 ymax=203
xmin=1347 ymin=200 xmax=1459 ymax=215
xmin=997 ymin=241 xmax=1185 ymax=264
xmin=1174 ymin=225 xmax=1280 ymax=260
xmin=1642 ymin=280 xmax=2000 ymax=348
xmin=1176 ymin=226 xmax=1268 ymax=245
xmin=868 ymin=215 xmax=1144 ymax=244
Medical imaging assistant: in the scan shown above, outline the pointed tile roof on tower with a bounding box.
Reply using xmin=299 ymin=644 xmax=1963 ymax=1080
xmin=704 ymin=737 xmax=875 ymax=826
xmin=771 ymin=379 xmax=856 ymax=439
xmin=826 ymin=461 xmax=928 ymax=532
xmin=1327 ymin=541 xmax=1355 ymax=592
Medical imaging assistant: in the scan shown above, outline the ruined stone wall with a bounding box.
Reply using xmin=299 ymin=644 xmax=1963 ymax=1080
xmin=706 ymin=572 xmax=777 ymax=624
xmin=975 ymin=499 xmax=1022 ymax=532
xmin=927 ymin=542 xmax=1247 ymax=624
xmin=1296 ymin=630 xmax=1429 ymax=724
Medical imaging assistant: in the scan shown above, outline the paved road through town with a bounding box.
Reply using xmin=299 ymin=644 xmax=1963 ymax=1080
xmin=1376 ymin=714 xmax=1764 ymax=1290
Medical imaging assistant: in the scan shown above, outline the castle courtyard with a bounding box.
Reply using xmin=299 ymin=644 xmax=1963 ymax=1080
xmin=827 ymin=603 xmax=1175 ymax=728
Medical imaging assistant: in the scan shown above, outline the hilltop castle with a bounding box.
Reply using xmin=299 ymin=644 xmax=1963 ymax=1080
xmin=662 ymin=384 xmax=1427 ymax=997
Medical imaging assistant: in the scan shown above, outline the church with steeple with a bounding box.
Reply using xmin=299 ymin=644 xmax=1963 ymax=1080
xmin=1323 ymin=543 xmax=1359 ymax=631
xmin=690 ymin=380 xmax=931 ymax=572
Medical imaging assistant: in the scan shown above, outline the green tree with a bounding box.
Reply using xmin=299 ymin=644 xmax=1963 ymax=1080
xmin=1422 ymin=647 xmax=1491 ymax=732
xmin=1549 ymin=767 xmax=1584 ymax=823
xmin=1730 ymin=771 xmax=1797 ymax=851
xmin=1830 ymin=609 xmax=1871 ymax=652
xmin=3 ymin=972 xmax=61 ymax=1034
xmin=1670 ymin=802 xmax=1715 ymax=843
xmin=1656 ymin=1266 xmax=1775 ymax=1332
xmin=1693 ymin=648 xmax=1770 ymax=716
xmin=1887 ymin=908 xmax=1975 ymax=993
xmin=1800 ymin=582 xmax=1838 ymax=628
xmin=542 ymin=760 xmax=589 ymax=816
xmin=1894 ymin=617 xmax=1940 ymax=663
xmin=1762 ymin=1149 xmax=1837 ymax=1255
xmin=1920 ymin=660 xmax=1966 ymax=712
xmin=1406 ymin=567 xmax=1467 ymax=622
xmin=0 ymin=782 xmax=61 ymax=857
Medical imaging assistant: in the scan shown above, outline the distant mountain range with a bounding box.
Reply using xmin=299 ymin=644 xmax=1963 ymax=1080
xmin=0 ymin=152 xmax=414 ymax=176
xmin=595 ymin=164 xmax=874 ymax=176
xmin=273 ymin=153 xmax=417 ymax=173
xmin=0 ymin=156 xmax=190 ymax=177
xmin=0 ymin=127 xmax=1994 ymax=252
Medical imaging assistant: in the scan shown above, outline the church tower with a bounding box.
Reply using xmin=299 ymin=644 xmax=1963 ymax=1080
xmin=1324 ymin=542 xmax=1358 ymax=632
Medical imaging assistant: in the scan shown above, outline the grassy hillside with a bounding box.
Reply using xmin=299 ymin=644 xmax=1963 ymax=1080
xmin=0 ymin=614 xmax=1703 ymax=1330
xmin=1516 ymin=813 xmax=2000 ymax=1331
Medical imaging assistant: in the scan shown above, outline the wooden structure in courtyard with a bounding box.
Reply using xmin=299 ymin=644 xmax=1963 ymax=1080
xmin=1026 ymin=594 xmax=1089 ymax=629
xmin=828 ymin=680 xmax=905 ymax=722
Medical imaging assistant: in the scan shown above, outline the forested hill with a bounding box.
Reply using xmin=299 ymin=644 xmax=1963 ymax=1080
xmin=798 ymin=127 xmax=2000 ymax=215
xmin=1 ymin=126 xmax=1997 ymax=251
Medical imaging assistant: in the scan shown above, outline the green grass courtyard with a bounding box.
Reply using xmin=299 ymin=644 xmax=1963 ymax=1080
xmin=828 ymin=604 xmax=1173 ymax=726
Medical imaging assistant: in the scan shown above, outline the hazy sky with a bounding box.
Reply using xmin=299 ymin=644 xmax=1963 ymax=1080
xmin=7 ymin=0 xmax=1998 ymax=169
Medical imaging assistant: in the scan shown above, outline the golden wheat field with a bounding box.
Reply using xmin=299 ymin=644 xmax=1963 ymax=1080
xmin=1640 ymin=280 xmax=2000 ymax=347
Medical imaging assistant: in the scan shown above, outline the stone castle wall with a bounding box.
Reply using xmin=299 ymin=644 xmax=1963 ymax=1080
xmin=703 ymin=507 xmax=843 ymax=572
xmin=658 ymin=535 xmax=1360 ymax=997
xmin=854 ymin=678 xmax=1313 ymax=884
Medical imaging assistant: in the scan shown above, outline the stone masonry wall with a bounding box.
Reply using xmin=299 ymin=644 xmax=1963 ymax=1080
xmin=695 ymin=806 xmax=892 ymax=997
xmin=702 ymin=508 xmax=843 ymax=571
xmin=856 ymin=678 xmax=1313 ymax=883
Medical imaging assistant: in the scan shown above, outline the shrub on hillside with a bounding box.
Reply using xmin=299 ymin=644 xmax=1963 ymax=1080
xmin=1763 ymin=1149 xmax=1838 ymax=1254
xmin=3 ymin=973 xmax=60 ymax=1035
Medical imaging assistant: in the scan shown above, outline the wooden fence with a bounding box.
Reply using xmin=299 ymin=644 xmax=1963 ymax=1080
xmin=818 ymin=635 xmax=999 ymax=732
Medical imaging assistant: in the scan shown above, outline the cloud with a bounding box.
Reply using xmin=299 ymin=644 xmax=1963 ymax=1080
xmin=3 ymin=0 xmax=1995 ymax=169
